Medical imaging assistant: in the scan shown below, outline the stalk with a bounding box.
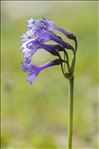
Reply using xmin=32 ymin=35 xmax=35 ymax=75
xmin=67 ymin=75 xmax=74 ymax=149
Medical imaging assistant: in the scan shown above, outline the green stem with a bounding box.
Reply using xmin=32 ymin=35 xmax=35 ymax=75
xmin=68 ymin=75 xmax=74 ymax=149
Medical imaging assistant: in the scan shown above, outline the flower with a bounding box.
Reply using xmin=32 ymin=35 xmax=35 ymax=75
xmin=27 ymin=18 xmax=55 ymax=31
xmin=22 ymin=18 xmax=73 ymax=47
xmin=21 ymin=37 xmax=65 ymax=63
xmin=21 ymin=38 xmax=39 ymax=63
xmin=22 ymin=62 xmax=40 ymax=84
xmin=22 ymin=59 xmax=64 ymax=84
xmin=20 ymin=18 xmax=77 ymax=84
xmin=27 ymin=18 xmax=76 ymax=40
xmin=54 ymin=25 xmax=76 ymax=40
xmin=26 ymin=18 xmax=75 ymax=47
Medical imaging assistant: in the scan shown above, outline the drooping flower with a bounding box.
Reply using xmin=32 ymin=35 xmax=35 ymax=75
xmin=20 ymin=18 xmax=55 ymax=45
xmin=28 ymin=18 xmax=73 ymax=48
xmin=27 ymin=18 xmax=55 ymax=31
xmin=21 ymin=38 xmax=39 ymax=63
xmin=21 ymin=18 xmax=73 ymax=50
xmin=22 ymin=59 xmax=64 ymax=84
xmin=27 ymin=18 xmax=76 ymax=44
xmin=20 ymin=18 xmax=78 ymax=149
xmin=21 ymin=37 xmax=65 ymax=63
xmin=20 ymin=18 xmax=77 ymax=84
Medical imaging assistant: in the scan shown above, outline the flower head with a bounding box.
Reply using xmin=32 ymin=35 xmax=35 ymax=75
xmin=20 ymin=18 xmax=57 ymax=63
xmin=20 ymin=18 xmax=74 ymax=64
xmin=20 ymin=18 xmax=77 ymax=84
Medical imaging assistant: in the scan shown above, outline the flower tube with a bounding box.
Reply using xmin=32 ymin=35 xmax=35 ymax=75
xmin=22 ymin=59 xmax=64 ymax=84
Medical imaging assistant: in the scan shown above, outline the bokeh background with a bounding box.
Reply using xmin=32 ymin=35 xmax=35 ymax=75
xmin=1 ymin=1 xmax=99 ymax=149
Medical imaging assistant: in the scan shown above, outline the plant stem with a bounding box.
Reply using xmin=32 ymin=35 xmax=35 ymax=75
xmin=67 ymin=75 xmax=74 ymax=149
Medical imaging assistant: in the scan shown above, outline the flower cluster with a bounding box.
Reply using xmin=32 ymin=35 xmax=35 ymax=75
xmin=20 ymin=18 xmax=77 ymax=84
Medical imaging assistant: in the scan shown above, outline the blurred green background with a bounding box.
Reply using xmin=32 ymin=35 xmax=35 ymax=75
xmin=1 ymin=1 xmax=99 ymax=149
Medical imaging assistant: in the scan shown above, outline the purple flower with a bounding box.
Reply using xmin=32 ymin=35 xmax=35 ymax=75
xmin=27 ymin=18 xmax=76 ymax=40
xmin=21 ymin=38 xmax=64 ymax=63
xmin=20 ymin=18 xmax=77 ymax=84
xmin=22 ymin=18 xmax=73 ymax=48
xmin=54 ymin=25 xmax=76 ymax=40
xmin=27 ymin=18 xmax=55 ymax=31
xmin=22 ymin=59 xmax=63 ymax=84
xmin=21 ymin=31 xmax=72 ymax=64
xmin=20 ymin=18 xmax=74 ymax=64
xmin=26 ymin=18 xmax=75 ymax=46
xmin=36 ymin=41 xmax=63 ymax=56
xmin=21 ymin=38 xmax=39 ymax=63
xmin=20 ymin=31 xmax=31 ymax=44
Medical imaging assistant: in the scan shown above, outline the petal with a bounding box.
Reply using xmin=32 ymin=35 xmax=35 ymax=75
xmin=46 ymin=19 xmax=55 ymax=30
xmin=26 ymin=74 xmax=36 ymax=84
xmin=21 ymin=62 xmax=34 ymax=72
xmin=21 ymin=39 xmax=39 ymax=63
xmin=21 ymin=62 xmax=30 ymax=72
xmin=27 ymin=18 xmax=37 ymax=30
